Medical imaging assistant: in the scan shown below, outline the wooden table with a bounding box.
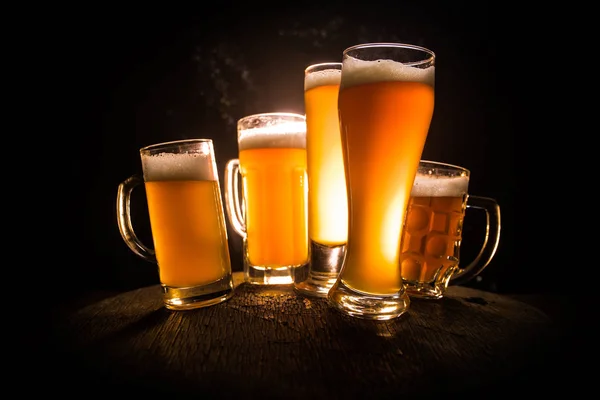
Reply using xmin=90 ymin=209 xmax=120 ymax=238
xmin=44 ymin=273 xmax=569 ymax=397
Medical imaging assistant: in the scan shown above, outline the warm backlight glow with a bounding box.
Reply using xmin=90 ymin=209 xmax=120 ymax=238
xmin=305 ymin=66 xmax=348 ymax=246
xmin=339 ymin=56 xmax=435 ymax=295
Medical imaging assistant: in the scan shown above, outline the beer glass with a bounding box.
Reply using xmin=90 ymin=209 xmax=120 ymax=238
xmin=401 ymin=160 xmax=501 ymax=299
xmin=294 ymin=62 xmax=348 ymax=297
xmin=116 ymin=139 xmax=234 ymax=310
xmin=224 ymin=112 xmax=308 ymax=285
xmin=328 ymin=43 xmax=435 ymax=320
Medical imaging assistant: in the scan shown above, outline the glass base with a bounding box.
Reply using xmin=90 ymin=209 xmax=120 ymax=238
xmin=404 ymin=281 xmax=445 ymax=299
xmin=402 ymin=265 xmax=456 ymax=299
xmin=162 ymin=274 xmax=234 ymax=310
xmin=294 ymin=241 xmax=346 ymax=297
xmin=245 ymin=264 xmax=299 ymax=285
xmin=294 ymin=271 xmax=339 ymax=297
xmin=327 ymin=279 xmax=410 ymax=321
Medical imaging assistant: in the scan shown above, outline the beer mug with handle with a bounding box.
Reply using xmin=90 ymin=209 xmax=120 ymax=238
xmin=224 ymin=112 xmax=309 ymax=285
xmin=116 ymin=139 xmax=235 ymax=310
xmin=400 ymin=160 xmax=501 ymax=299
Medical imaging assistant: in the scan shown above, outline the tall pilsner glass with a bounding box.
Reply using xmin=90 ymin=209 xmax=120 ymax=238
xmin=294 ymin=62 xmax=348 ymax=297
xmin=328 ymin=43 xmax=435 ymax=320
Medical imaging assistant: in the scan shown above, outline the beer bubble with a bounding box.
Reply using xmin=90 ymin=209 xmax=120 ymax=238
xmin=411 ymin=174 xmax=469 ymax=197
xmin=142 ymin=152 xmax=218 ymax=182
xmin=340 ymin=57 xmax=435 ymax=90
xmin=305 ymin=68 xmax=341 ymax=91
xmin=238 ymin=121 xmax=306 ymax=151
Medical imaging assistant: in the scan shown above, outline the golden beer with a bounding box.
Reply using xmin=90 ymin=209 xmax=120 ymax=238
xmin=305 ymin=64 xmax=348 ymax=246
xmin=118 ymin=139 xmax=234 ymax=310
xmin=238 ymin=146 xmax=308 ymax=266
xmin=225 ymin=113 xmax=308 ymax=284
xmin=145 ymin=180 xmax=232 ymax=287
xmin=338 ymin=53 xmax=435 ymax=295
xmin=142 ymin=151 xmax=232 ymax=288
xmin=400 ymin=173 xmax=469 ymax=284
xmin=399 ymin=160 xmax=500 ymax=300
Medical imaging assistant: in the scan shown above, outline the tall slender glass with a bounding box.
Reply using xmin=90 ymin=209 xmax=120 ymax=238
xmin=328 ymin=43 xmax=435 ymax=320
xmin=294 ymin=62 xmax=348 ymax=297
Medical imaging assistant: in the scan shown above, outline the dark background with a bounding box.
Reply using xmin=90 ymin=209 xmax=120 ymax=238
xmin=58 ymin=2 xmax=532 ymax=304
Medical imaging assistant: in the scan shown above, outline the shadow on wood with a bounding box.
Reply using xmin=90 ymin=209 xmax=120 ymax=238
xmin=45 ymin=273 xmax=564 ymax=398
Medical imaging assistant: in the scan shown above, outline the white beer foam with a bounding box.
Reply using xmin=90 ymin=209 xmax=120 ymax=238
xmin=142 ymin=152 xmax=217 ymax=181
xmin=238 ymin=121 xmax=306 ymax=150
xmin=340 ymin=57 xmax=435 ymax=89
xmin=305 ymin=68 xmax=341 ymax=91
xmin=411 ymin=174 xmax=469 ymax=197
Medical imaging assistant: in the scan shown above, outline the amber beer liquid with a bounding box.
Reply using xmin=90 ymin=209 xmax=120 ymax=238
xmin=237 ymin=121 xmax=308 ymax=270
xmin=293 ymin=63 xmax=347 ymax=296
xmin=400 ymin=173 xmax=469 ymax=284
xmin=239 ymin=146 xmax=308 ymax=267
xmin=305 ymin=65 xmax=348 ymax=247
xmin=142 ymin=152 xmax=232 ymax=288
xmin=338 ymin=58 xmax=435 ymax=295
xmin=117 ymin=139 xmax=234 ymax=310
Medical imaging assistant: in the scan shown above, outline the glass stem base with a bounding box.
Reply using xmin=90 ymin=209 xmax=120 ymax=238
xmin=294 ymin=241 xmax=346 ymax=297
xmin=327 ymin=279 xmax=410 ymax=321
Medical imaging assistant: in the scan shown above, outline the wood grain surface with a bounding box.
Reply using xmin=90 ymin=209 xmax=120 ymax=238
xmin=45 ymin=273 xmax=562 ymax=398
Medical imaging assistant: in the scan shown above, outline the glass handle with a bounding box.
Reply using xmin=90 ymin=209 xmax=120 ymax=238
xmin=116 ymin=174 xmax=156 ymax=263
xmin=450 ymin=195 xmax=501 ymax=286
xmin=224 ymin=159 xmax=246 ymax=238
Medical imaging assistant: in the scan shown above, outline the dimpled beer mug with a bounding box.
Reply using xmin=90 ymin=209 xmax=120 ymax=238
xmin=328 ymin=43 xmax=435 ymax=320
xmin=400 ymin=160 xmax=501 ymax=299
xmin=294 ymin=62 xmax=348 ymax=298
xmin=116 ymin=139 xmax=235 ymax=310
xmin=224 ymin=112 xmax=308 ymax=285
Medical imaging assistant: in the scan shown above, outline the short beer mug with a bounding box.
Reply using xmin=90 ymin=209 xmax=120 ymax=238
xmin=400 ymin=160 xmax=501 ymax=299
xmin=116 ymin=139 xmax=235 ymax=310
xmin=225 ymin=112 xmax=308 ymax=285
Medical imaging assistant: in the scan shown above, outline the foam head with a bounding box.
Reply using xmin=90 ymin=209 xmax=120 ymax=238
xmin=340 ymin=57 xmax=435 ymax=90
xmin=238 ymin=118 xmax=306 ymax=151
xmin=305 ymin=68 xmax=341 ymax=91
xmin=411 ymin=173 xmax=469 ymax=197
xmin=142 ymin=151 xmax=218 ymax=181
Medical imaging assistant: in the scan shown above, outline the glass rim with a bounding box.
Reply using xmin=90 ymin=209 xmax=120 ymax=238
xmin=140 ymin=138 xmax=213 ymax=154
xmin=419 ymin=159 xmax=470 ymax=176
xmin=238 ymin=112 xmax=305 ymax=122
xmin=305 ymin=62 xmax=342 ymax=73
xmin=343 ymin=42 xmax=435 ymax=61
xmin=237 ymin=112 xmax=306 ymax=132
